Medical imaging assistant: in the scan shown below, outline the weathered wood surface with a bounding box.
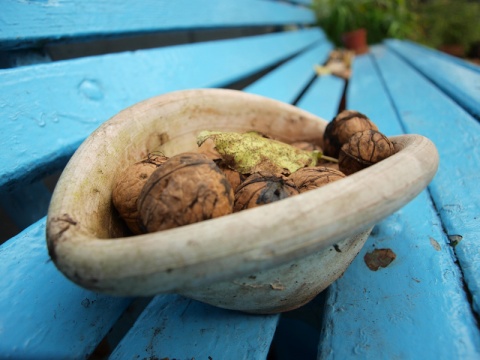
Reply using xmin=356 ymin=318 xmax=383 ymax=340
xmin=318 ymin=46 xmax=480 ymax=359
xmin=386 ymin=39 xmax=480 ymax=119
xmin=109 ymin=295 xmax=279 ymax=360
xmin=0 ymin=28 xmax=324 ymax=191
xmin=2 ymin=0 xmax=480 ymax=356
xmin=0 ymin=0 xmax=314 ymax=50
xmin=0 ymin=220 xmax=132 ymax=359
xmin=0 ymin=25 xmax=343 ymax=357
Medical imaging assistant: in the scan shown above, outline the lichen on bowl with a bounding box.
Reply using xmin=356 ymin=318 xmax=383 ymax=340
xmin=46 ymin=89 xmax=438 ymax=314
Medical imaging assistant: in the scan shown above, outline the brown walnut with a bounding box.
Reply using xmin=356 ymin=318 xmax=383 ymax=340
xmin=323 ymin=110 xmax=378 ymax=157
xmin=138 ymin=152 xmax=234 ymax=232
xmin=234 ymin=172 xmax=299 ymax=212
xmin=339 ymin=129 xmax=396 ymax=175
xmin=290 ymin=141 xmax=322 ymax=152
xmin=289 ymin=167 xmax=346 ymax=193
xmin=112 ymin=154 xmax=168 ymax=235
xmin=217 ymin=162 xmax=246 ymax=193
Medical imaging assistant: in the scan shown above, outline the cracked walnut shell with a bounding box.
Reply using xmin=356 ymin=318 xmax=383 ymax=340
xmin=234 ymin=172 xmax=299 ymax=212
xmin=138 ymin=152 xmax=234 ymax=232
xmin=112 ymin=154 xmax=168 ymax=234
xmin=289 ymin=167 xmax=346 ymax=193
xmin=339 ymin=129 xmax=396 ymax=175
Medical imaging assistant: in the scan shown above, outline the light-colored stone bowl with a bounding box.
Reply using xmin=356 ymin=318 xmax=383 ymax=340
xmin=46 ymin=89 xmax=438 ymax=314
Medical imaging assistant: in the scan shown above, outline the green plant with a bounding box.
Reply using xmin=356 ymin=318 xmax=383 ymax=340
xmin=413 ymin=0 xmax=480 ymax=52
xmin=312 ymin=0 xmax=420 ymax=46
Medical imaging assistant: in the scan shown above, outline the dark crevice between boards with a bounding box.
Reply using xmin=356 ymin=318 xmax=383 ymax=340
xmin=290 ymin=50 xmax=344 ymax=111
xmin=335 ymin=74 xmax=348 ymax=117
xmin=87 ymin=297 xmax=154 ymax=360
xmin=427 ymin=191 xmax=480 ymax=328
xmin=225 ymin=51 xmax=300 ymax=91
xmin=267 ymin=291 xmax=328 ymax=360
xmin=368 ymin=51 xmax=410 ymax=137
xmin=0 ymin=26 xmax=280 ymax=69
xmin=0 ymin=169 xmax=64 ymax=245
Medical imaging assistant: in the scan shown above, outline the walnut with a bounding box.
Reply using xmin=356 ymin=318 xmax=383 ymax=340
xmin=217 ymin=162 xmax=246 ymax=193
xmin=138 ymin=152 xmax=234 ymax=232
xmin=320 ymin=162 xmax=340 ymax=171
xmin=339 ymin=130 xmax=396 ymax=175
xmin=112 ymin=154 xmax=168 ymax=234
xmin=323 ymin=110 xmax=378 ymax=157
xmin=198 ymin=137 xmax=221 ymax=161
xmin=233 ymin=172 xmax=299 ymax=212
xmin=290 ymin=141 xmax=322 ymax=152
xmin=289 ymin=167 xmax=346 ymax=193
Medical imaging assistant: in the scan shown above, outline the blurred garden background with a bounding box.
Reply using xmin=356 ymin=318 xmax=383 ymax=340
xmin=312 ymin=0 xmax=480 ymax=62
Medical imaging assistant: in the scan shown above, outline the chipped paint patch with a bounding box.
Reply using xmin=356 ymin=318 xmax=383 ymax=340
xmin=364 ymin=248 xmax=396 ymax=271
xmin=430 ymin=237 xmax=441 ymax=251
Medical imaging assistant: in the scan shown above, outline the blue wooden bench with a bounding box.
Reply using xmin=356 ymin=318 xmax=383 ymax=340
xmin=1 ymin=1 xmax=480 ymax=359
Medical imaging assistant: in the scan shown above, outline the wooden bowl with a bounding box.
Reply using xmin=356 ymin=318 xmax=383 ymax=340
xmin=46 ymin=89 xmax=438 ymax=314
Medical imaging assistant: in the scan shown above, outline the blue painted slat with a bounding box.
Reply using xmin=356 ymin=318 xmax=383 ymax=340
xmin=110 ymin=295 xmax=278 ymax=359
xmin=386 ymin=39 xmax=480 ymax=119
xmin=0 ymin=219 xmax=132 ymax=359
xmin=318 ymin=53 xmax=480 ymax=359
xmin=284 ymin=0 xmax=313 ymax=6
xmin=391 ymin=40 xmax=480 ymax=74
xmin=371 ymin=45 xmax=480 ymax=315
xmin=340 ymin=53 xmax=399 ymax=137
xmin=0 ymin=0 xmax=315 ymax=50
xmin=244 ymin=41 xmax=333 ymax=103
xmin=320 ymin=194 xmax=480 ymax=359
xmin=295 ymin=75 xmax=345 ymax=121
xmin=0 ymin=28 xmax=325 ymax=191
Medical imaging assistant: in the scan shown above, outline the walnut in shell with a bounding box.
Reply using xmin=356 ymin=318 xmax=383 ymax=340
xmin=112 ymin=154 xmax=168 ymax=234
xmin=217 ymin=162 xmax=246 ymax=193
xmin=138 ymin=152 xmax=234 ymax=232
xmin=323 ymin=110 xmax=378 ymax=157
xmin=339 ymin=129 xmax=396 ymax=175
xmin=234 ymin=172 xmax=299 ymax=212
xmin=289 ymin=167 xmax=346 ymax=193
xmin=290 ymin=141 xmax=322 ymax=152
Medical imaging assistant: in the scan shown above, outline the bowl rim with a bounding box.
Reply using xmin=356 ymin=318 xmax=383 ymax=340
xmin=46 ymin=88 xmax=439 ymax=296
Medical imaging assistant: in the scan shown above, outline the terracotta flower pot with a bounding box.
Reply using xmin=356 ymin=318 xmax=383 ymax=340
xmin=342 ymin=28 xmax=369 ymax=55
xmin=438 ymin=44 xmax=465 ymax=58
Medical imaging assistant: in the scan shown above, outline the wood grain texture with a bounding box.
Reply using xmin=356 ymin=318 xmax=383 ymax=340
xmin=318 ymin=49 xmax=480 ymax=359
xmin=371 ymin=45 xmax=480 ymax=316
xmin=319 ymin=193 xmax=480 ymax=359
xmin=110 ymin=295 xmax=279 ymax=359
xmin=0 ymin=28 xmax=324 ymax=191
xmin=0 ymin=219 xmax=132 ymax=359
xmin=0 ymin=0 xmax=315 ymax=50
xmin=318 ymin=51 xmax=480 ymax=359
xmin=386 ymin=39 xmax=480 ymax=118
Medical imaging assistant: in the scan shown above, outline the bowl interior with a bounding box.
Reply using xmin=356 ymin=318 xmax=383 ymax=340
xmin=54 ymin=89 xmax=328 ymax=240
